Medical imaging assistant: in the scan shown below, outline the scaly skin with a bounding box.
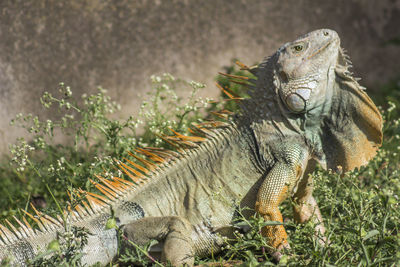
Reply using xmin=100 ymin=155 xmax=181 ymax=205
xmin=0 ymin=29 xmax=382 ymax=266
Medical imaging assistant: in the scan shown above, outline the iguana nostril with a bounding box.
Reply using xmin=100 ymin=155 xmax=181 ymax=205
xmin=286 ymin=93 xmax=305 ymax=112
xmin=323 ymin=31 xmax=329 ymax=36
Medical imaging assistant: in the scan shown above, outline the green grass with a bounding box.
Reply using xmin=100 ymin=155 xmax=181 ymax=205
xmin=0 ymin=65 xmax=399 ymax=266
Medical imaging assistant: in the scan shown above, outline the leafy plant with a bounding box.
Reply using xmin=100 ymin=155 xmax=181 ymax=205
xmin=30 ymin=226 xmax=90 ymax=267
xmin=0 ymin=66 xmax=399 ymax=266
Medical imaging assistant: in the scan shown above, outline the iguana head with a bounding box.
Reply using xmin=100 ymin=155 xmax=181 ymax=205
xmin=275 ymin=29 xmax=339 ymax=113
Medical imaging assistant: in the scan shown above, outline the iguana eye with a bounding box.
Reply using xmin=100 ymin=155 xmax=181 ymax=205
xmin=292 ymin=44 xmax=303 ymax=53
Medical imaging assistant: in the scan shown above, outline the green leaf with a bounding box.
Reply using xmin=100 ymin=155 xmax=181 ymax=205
xmin=362 ymin=230 xmax=380 ymax=241
xmin=47 ymin=239 xmax=60 ymax=251
xmin=105 ymin=217 xmax=117 ymax=230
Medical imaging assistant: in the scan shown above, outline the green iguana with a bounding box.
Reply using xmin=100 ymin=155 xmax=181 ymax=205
xmin=0 ymin=29 xmax=382 ymax=266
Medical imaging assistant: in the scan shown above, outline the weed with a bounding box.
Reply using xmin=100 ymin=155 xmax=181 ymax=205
xmin=0 ymin=67 xmax=399 ymax=266
xmin=29 ymin=225 xmax=90 ymax=267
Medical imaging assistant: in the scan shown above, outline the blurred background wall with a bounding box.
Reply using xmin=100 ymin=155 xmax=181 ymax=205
xmin=0 ymin=0 xmax=399 ymax=153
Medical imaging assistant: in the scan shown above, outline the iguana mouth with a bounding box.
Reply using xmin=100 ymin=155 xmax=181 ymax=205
xmin=306 ymin=37 xmax=339 ymax=60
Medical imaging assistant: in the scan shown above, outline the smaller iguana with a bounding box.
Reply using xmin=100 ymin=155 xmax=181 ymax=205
xmin=0 ymin=29 xmax=382 ymax=266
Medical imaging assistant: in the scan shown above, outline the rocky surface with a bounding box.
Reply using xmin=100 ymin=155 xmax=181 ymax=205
xmin=0 ymin=0 xmax=399 ymax=152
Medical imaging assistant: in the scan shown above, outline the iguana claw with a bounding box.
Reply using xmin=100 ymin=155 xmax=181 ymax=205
xmin=271 ymin=242 xmax=291 ymax=262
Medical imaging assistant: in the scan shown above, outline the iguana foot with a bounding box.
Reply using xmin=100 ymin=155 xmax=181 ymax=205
xmin=315 ymin=223 xmax=329 ymax=247
xmin=292 ymin=167 xmax=329 ymax=248
xmin=121 ymin=216 xmax=194 ymax=266
xmin=270 ymin=242 xmax=291 ymax=262
xmin=293 ymin=195 xmax=328 ymax=247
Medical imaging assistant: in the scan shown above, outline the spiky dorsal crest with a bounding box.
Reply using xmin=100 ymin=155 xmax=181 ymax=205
xmin=0 ymin=84 xmax=237 ymax=248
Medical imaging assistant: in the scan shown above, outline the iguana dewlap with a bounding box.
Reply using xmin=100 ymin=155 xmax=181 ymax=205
xmin=0 ymin=29 xmax=382 ymax=266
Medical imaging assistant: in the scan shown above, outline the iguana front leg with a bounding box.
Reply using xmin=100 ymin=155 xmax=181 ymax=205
xmin=255 ymin=147 xmax=307 ymax=260
xmin=121 ymin=216 xmax=194 ymax=266
xmin=292 ymin=161 xmax=326 ymax=245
